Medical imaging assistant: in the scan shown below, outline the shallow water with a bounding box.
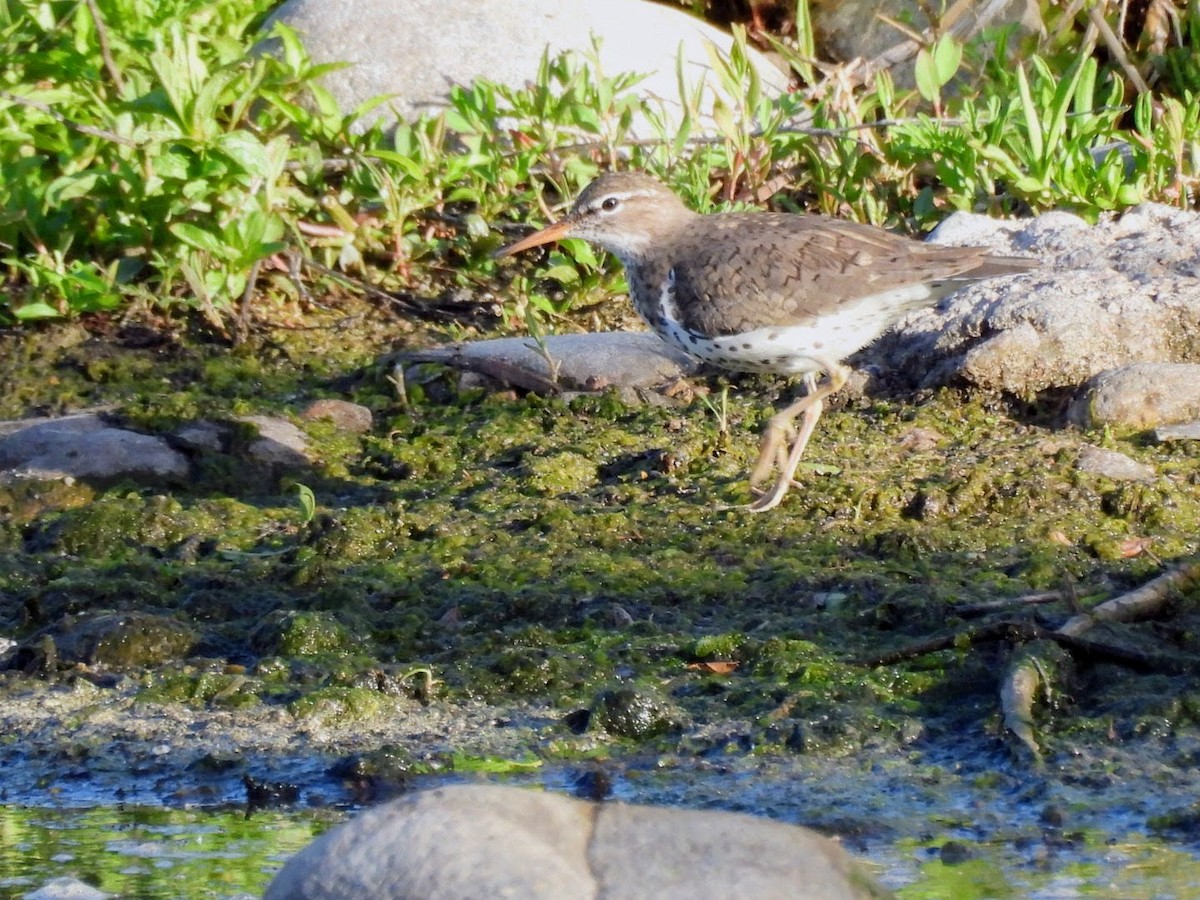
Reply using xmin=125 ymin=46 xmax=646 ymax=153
xmin=0 ymin=805 xmax=325 ymax=899
xmin=4 ymin=760 xmax=1200 ymax=900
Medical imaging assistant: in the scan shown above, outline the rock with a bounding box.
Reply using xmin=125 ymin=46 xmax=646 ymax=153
xmin=590 ymin=686 xmax=680 ymax=738
xmin=1067 ymin=363 xmax=1200 ymax=429
xmin=1075 ymin=446 xmax=1154 ymax=483
xmin=399 ymin=331 xmax=699 ymax=394
xmin=262 ymin=0 xmax=789 ymax=138
xmin=237 ymin=415 xmax=312 ymax=469
xmin=0 ymin=413 xmax=189 ymax=483
xmin=938 ymin=839 xmax=974 ymax=864
xmin=22 ymin=877 xmax=114 ymax=900
xmin=264 ymin=784 xmax=887 ymax=899
xmin=49 ymin=612 xmax=197 ymax=669
xmin=169 ymin=419 xmax=227 ymax=452
xmin=301 ymin=399 xmax=374 ymax=433
xmin=812 ymin=0 xmax=1035 ymax=87
xmin=173 ymin=414 xmax=322 ymax=465
xmin=250 ymin=610 xmax=354 ymax=657
xmin=875 ymin=204 xmax=1200 ymax=399
xmin=1155 ymin=421 xmax=1200 ymax=442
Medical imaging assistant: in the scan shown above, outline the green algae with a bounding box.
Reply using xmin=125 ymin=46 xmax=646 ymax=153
xmin=892 ymin=830 xmax=1200 ymax=899
xmin=288 ymin=685 xmax=393 ymax=725
xmin=250 ymin=610 xmax=355 ymax=657
xmin=0 ymin=311 xmax=1198 ymax=756
xmin=140 ymin=670 xmax=262 ymax=708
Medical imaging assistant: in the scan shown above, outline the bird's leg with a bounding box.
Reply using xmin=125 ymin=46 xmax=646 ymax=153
xmin=746 ymin=394 xmax=824 ymax=512
xmin=746 ymin=365 xmax=849 ymax=513
xmin=747 ymin=373 xmax=817 ymax=491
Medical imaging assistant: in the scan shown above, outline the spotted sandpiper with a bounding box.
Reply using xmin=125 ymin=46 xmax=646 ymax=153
xmin=496 ymin=172 xmax=1037 ymax=511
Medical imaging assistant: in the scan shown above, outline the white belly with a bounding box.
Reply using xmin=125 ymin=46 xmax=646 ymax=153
xmin=653 ymin=276 xmax=935 ymax=375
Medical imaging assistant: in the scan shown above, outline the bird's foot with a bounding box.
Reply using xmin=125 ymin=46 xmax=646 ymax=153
xmin=740 ymin=396 xmax=827 ymax=512
xmin=744 ymin=472 xmax=795 ymax=512
xmin=747 ymin=421 xmax=795 ymax=493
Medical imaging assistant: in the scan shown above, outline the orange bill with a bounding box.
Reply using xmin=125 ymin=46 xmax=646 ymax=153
xmin=493 ymin=218 xmax=574 ymax=258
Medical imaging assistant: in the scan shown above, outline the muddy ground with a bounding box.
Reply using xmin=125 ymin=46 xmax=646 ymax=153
xmin=1 ymin=304 xmax=1199 ymax=892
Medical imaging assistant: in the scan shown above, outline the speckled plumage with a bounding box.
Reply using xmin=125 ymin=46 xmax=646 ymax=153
xmin=496 ymin=172 xmax=1037 ymax=510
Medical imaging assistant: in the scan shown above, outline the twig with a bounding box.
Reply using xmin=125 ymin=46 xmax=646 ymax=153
xmin=1057 ymin=558 xmax=1200 ymax=637
xmin=951 ymin=589 xmax=1071 ymax=617
xmin=1085 ymin=3 xmax=1151 ymax=94
xmin=538 ymin=118 xmax=956 ymax=160
xmin=83 ymin=0 xmax=126 ymax=95
xmin=235 ymin=258 xmax=261 ymax=346
xmin=850 ymin=620 xmax=1042 ymax=667
xmin=0 ymin=91 xmax=136 ymax=147
xmin=298 ymin=256 xmax=421 ymax=314
xmin=385 ymin=366 xmax=412 ymax=412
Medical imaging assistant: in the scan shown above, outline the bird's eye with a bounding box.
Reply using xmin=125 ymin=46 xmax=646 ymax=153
xmin=600 ymin=197 xmax=620 ymax=212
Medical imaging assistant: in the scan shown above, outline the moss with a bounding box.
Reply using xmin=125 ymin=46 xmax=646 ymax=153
xmin=523 ymin=450 xmax=599 ymax=495
xmin=250 ymin=610 xmax=356 ymax=657
xmin=58 ymin=612 xmax=197 ymax=668
xmin=0 ymin=313 xmax=1198 ymax=761
xmin=288 ymin=686 xmax=392 ymax=725
xmin=0 ymin=479 xmax=96 ymax=527
xmin=140 ymin=671 xmax=261 ymax=708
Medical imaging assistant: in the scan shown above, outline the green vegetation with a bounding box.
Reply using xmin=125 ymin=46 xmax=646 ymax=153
xmin=1 ymin=0 xmax=1198 ymax=746
xmin=2 ymin=0 xmax=1200 ymax=326
xmin=2 ymin=4 xmax=1200 ymax=894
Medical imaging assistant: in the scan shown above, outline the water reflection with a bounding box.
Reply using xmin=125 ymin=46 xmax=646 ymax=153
xmin=0 ymin=806 xmax=337 ymax=899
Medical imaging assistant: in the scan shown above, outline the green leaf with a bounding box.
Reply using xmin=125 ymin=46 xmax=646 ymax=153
xmin=295 ymin=484 xmax=316 ymax=524
xmin=45 ymin=172 xmax=101 ymax=205
xmin=915 ymin=34 xmax=961 ymax=103
xmin=170 ymin=222 xmax=229 ymax=256
xmin=215 ymin=131 xmax=268 ymax=175
xmin=914 ymin=48 xmax=939 ymax=104
xmin=932 ymin=35 xmax=963 ymax=84
xmin=153 ymin=149 xmax=191 ymax=181
xmin=540 ymin=263 xmax=580 ymax=284
xmin=1015 ymin=64 xmax=1043 ymax=165
xmin=11 ymin=301 xmax=62 ymax=321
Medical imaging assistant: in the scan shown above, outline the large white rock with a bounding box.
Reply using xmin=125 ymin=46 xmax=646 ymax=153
xmin=264 ymin=784 xmax=888 ymax=899
xmin=263 ymin=0 xmax=791 ymax=137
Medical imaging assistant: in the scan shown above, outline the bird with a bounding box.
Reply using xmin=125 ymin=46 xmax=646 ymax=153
xmin=495 ymin=172 xmax=1037 ymax=511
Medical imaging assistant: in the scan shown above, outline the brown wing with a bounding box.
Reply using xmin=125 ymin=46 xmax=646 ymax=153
xmin=668 ymin=212 xmax=1035 ymax=337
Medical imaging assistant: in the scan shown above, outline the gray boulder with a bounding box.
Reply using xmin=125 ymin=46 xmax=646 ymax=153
xmin=1067 ymin=362 xmax=1200 ymax=429
xmin=0 ymin=412 xmax=189 ymax=483
xmin=265 ymin=784 xmax=888 ymax=899
xmin=263 ymin=0 xmax=790 ymax=137
xmin=876 ymin=203 xmax=1200 ymax=410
